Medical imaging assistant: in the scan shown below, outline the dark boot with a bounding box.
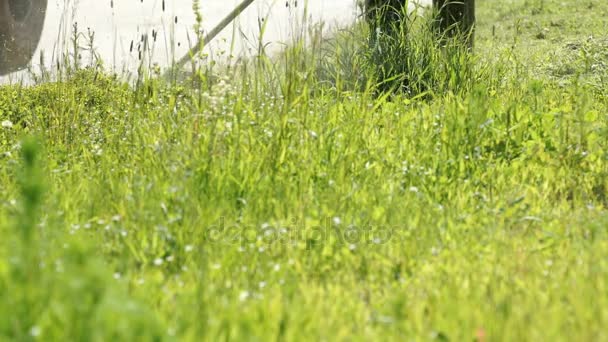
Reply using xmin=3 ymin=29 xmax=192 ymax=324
xmin=364 ymin=0 xmax=408 ymax=37
xmin=432 ymin=0 xmax=475 ymax=47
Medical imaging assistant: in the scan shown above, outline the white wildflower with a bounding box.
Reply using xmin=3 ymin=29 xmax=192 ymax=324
xmin=29 ymin=326 xmax=41 ymax=337
xmin=1 ymin=120 xmax=13 ymax=129
xmin=239 ymin=290 xmax=250 ymax=301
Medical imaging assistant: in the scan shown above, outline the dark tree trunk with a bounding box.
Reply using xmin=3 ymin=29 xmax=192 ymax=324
xmin=432 ymin=0 xmax=475 ymax=46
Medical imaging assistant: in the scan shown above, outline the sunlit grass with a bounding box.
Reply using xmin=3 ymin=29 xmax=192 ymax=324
xmin=0 ymin=0 xmax=607 ymax=340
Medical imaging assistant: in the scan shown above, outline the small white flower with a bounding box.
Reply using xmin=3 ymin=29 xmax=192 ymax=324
xmin=332 ymin=217 xmax=342 ymax=226
xmin=153 ymin=258 xmax=164 ymax=266
xmin=29 ymin=326 xmax=41 ymax=337
xmin=184 ymin=245 xmax=194 ymax=253
xmin=239 ymin=290 xmax=250 ymax=301
xmin=1 ymin=120 xmax=13 ymax=129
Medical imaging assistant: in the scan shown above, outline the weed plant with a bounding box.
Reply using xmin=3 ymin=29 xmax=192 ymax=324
xmin=0 ymin=0 xmax=607 ymax=340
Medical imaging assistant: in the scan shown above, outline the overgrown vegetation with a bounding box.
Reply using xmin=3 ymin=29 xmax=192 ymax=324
xmin=0 ymin=0 xmax=607 ymax=340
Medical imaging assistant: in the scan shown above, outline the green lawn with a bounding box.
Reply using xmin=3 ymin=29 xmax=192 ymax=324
xmin=1 ymin=0 xmax=607 ymax=340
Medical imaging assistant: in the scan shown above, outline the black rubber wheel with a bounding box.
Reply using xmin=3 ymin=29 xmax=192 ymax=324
xmin=0 ymin=0 xmax=48 ymax=75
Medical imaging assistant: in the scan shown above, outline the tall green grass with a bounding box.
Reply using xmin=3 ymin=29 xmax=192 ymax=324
xmin=363 ymin=0 xmax=476 ymax=96
xmin=0 ymin=0 xmax=607 ymax=340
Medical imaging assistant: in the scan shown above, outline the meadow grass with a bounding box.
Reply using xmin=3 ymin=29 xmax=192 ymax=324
xmin=0 ymin=0 xmax=607 ymax=340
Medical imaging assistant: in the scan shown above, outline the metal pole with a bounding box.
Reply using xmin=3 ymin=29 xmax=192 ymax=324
xmin=172 ymin=0 xmax=256 ymax=71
